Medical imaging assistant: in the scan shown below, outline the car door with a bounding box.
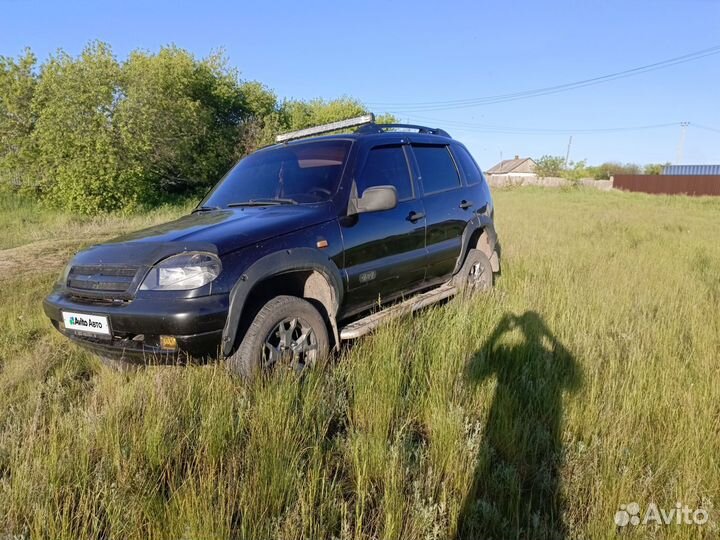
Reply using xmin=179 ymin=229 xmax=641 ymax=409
xmin=339 ymin=142 xmax=427 ymax=315
xmin=410 ymin=143 xmax=472 ymax=282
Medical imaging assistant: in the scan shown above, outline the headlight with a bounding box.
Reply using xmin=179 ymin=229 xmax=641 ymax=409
xmin=56 ymin=262 xmax=72 ymax=287
xmin=140 ymin=252 xmax=221 ymax=291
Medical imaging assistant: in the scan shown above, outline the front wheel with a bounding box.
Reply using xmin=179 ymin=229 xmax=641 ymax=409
xmin=227 ymin=295 xmax=329 ymax=379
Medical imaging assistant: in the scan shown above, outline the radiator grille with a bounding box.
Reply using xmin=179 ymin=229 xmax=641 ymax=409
xmin=67 ymin=265 xmax=141 ymax=294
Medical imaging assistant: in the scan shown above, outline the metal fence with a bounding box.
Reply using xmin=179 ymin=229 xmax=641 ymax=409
xmin=613 ymin=175 xmax=720 ymax=196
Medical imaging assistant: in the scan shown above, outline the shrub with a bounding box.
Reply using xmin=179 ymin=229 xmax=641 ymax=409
xmin=534 ymin=155 xmax=566 ymax=178
xmin=0 ymin=49 xmax=39 ymax=192
xmin=0 ymin=42 xmax=388 ymax=214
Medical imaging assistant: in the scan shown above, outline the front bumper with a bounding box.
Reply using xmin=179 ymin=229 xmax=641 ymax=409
xmin=43 ymin=291 xmax=229 ymax=363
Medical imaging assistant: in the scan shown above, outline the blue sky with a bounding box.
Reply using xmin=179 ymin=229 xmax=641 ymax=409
xmin=2 ymin=0 xmax=719 ymax=168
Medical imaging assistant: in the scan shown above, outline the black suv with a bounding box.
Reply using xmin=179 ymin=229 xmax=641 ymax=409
xmin=43 ymin=115 xmax=500 ymax=376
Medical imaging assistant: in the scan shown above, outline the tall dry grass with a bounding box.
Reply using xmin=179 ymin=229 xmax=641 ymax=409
xmin=0 ymin=187 xmax=718 ymax=539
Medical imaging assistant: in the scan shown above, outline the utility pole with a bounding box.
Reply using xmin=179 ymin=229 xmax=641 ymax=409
xmin=676 ymin=122 xmax=689 ymax=164
xmin=564 ymin=135 xmax=573 ymax=167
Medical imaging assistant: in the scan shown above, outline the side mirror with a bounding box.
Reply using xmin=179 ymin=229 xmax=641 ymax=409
xmin=355 ymin=185 xmax=398 ymax=214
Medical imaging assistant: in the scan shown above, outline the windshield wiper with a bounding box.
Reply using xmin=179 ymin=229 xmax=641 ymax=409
xmin=192 ymin=205 xmax=221 ymax=213
xmin=227 ymin=198 xmax=298 ymax=207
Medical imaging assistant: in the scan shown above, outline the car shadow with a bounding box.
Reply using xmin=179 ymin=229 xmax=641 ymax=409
xmin=457 ymin=311 xmax=582 ymax=539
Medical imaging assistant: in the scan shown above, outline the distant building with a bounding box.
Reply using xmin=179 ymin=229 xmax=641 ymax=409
xmin=486 ymin=156 xmax=537 ymax=178
xmin=662 ymin=164 xmax=720 ymax=175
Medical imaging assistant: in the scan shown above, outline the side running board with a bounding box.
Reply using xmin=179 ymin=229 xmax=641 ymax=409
xmin=339 ymin=283 xmax=457 ymax=340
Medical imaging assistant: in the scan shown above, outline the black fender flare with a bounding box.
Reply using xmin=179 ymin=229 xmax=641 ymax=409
xmin=221 ymin=248 xmax=344 ymax=356
xmin=452 ymin=214 xmax=500 ymax=275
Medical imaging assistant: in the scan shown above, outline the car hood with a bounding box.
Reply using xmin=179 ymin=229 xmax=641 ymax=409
xmin=70 ymin=205 xmax=335 ymax=267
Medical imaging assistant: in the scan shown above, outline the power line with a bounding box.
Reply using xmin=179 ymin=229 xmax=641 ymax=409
xmin=374 ymin=45 xmax=720 ymax=110
xmin=693 ymin=123 xmax=720 ymax=134
xmin=366 ymin=45 xmax=720 ymax=112
xmin=401 ymin=115 xmax=681 ymax=135
xmin=446 ymin=124 xmax=679 ymax=135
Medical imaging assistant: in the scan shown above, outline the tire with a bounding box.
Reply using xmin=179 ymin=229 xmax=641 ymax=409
xmin=454 ymin=248 xmax=494 ymax=294
xmin=227 ymin=295 xmax=329 ymax=379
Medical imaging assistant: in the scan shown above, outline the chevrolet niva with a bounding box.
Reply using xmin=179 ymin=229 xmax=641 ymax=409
xmin=44 ymin=115 xmax=500 ymax=377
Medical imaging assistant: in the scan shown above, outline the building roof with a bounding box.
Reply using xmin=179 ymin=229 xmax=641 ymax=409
xmin=486 ymin=156 xmax=537 ymax=175
xmin=662 ymin=164 xmax=720 ymax=175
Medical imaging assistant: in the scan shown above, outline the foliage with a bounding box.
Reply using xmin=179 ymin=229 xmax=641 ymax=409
xmin=281 ymin=97 xmax=366 ymax=132
xmin=588 ymin=161 xmax=642 ymax=180
xmin=0 ymin=49 xmax=38 ymax=191
xmin=535 ymin=155 xmax=591 ymax=180
xmin=534 ymin=156 xmax=664 ymax=181
xmin=114 ymin=46 xmax=254 ymax=205
xmin=563 ymin=159 xmax=589 ymax=181
xmin=534 ymin=155 xmax=566 ymax=178
xmin=243 ymin=97 xmax=378 ymax=151
xmin=30 ymin=42 xmax=127 ymax=212
xmin=644 ymin=162 xmax=669 ymax=175
xmin=1 ymin=189 xmax=719 ymax=538
xmin=0 ymin=42 xmax=388 ymax=213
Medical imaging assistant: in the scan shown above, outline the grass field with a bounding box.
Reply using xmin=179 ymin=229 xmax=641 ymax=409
xmin=0 ymin=188 xmax=719 ymax=539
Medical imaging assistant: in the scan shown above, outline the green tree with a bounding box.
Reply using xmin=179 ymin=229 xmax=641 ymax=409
xmin=246 ymin=98 xmax=396 ymax=150
xmin=278 ymin=97 xmax=366 ymax=135
xmin=534 ymin=155 xmax=566 ymax=178
xmin=235 ymin=81 xmax=280 ymax=154
xmin=30 ymin=43 xmax=267 ymax=212
xmin=115 ymin=46 xmax=249 ymax=201
xmin=564 ymin=159 xmax=589 ymax=181
xmin=0 ymin=41 xmax=397 ymax=213
xmin=644 ymin=163 xmax=668 ymax=175
xmin=31 ymin=42 xmax=125 ymax=212
xmin=590 ymin=161 xmax=642 ymax=180
xmin=0 ymin=49 xmax=38 ymax=192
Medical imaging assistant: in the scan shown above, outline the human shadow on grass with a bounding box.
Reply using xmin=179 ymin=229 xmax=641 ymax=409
xmin=457 ymin=311 xmax=581 ymax=540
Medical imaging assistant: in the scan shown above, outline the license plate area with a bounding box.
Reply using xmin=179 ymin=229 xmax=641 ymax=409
xmin=62 ymin=311 xmax=112 ymax=339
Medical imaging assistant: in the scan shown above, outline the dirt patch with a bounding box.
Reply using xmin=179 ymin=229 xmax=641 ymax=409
xmin=0 ymin=236 xmax=113 ymax=282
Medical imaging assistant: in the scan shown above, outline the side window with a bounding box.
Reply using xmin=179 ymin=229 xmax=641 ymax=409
xmin=453 ymin=145 xmax=484 ymax=185
xmin=357 ymin=145 xmax=413 ymax=201
xmin=412 ymin=145 xmax=461 ymax=194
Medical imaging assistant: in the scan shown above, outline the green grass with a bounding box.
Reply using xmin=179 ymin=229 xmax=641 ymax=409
xmin=1 ymin=187 xmax=719 ymax=539
xmin=0 ymin=193 xmax=195 ymax=250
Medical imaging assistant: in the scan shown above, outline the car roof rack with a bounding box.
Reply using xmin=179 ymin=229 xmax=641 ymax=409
xmin=275 ymin=113 xmax=376 ymax=143
xmin=355 ymin=123 xmax=451 ymax=138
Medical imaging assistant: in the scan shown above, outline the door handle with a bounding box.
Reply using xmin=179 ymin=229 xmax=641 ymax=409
xmin=408 ymin=211 xmax=426 ymax=223
xmin=459 ymin=200 xmax=474 ymax=209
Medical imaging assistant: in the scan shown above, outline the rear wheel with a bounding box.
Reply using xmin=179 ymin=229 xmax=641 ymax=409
xmin=454 ymin=248 xmax=493 ymax=294
xmin=227 ymin=295 xmax=329 ymax=379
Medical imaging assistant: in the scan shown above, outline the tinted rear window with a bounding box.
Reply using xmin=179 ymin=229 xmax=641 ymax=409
xmin=357 ymin=145 xmax=413 ymax=201
xmin=412 ymin=145 xmax=461 ymax=194
xmin=202 ymin=140 xmax=351 ymax=206
xmin=453 ymin=145 xmax=484 ymax=185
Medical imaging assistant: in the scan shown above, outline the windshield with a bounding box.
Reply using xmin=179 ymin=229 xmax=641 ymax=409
xmin=200 ymin=140 xmax=352 ymax=207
